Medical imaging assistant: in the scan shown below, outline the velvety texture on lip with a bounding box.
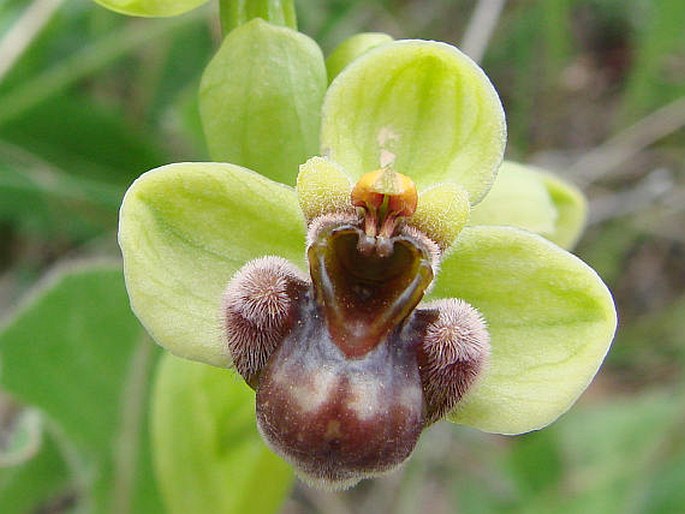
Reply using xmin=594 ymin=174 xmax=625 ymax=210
xmin=241 ymin=217 xmax=488 ymax=488
xmin=245 ymin=221 xmax=437 ymax=488
xmin=256 ymin=287 xmax=426 ymax=488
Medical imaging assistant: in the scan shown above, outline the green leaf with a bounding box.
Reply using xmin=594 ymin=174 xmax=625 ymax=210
xmin=0 ymin=264 xmax=163 ymax=513
xmin=507 ymin=429 xmax=563 ymax=500
xmin=430 ymin=226 xmax=616 ymax=434
xmin=0 ymin=12 xmax=204 ymax=128
xmin=0 ymin=92 xmax=167 ymax=237
xmin=0 ymin=409 xmax=42 ymax=468
xmin=118 ymin=162 xmax=306 ymax=367
xmin=0 ymin=427 xmax=71 ymax=514
xmin=554 ymin=393 xmax=679 ymax=514
xmin=92 ymin=0 xmax=208 ymax=17
xmin=0 ymin=147 xmax=125 ymax=239
xmin=469 ymin=161 xmax=557 ymax=236
xmin=0 ymin=409 xmax=70 ymax=514
xmin=325 ymin=32 xmax=393 ymax=82
xmin=200 ymin=19 xmax=327 ymax=186
xmin=320 ymin=40 xmax=506 ymax=202
xmin=515 ymin=392 xmax=684 ymax=514
xmin=620 ymin=0 xmax=685 ymax=122
xmin=0 ymin=94 xmax=165 ymax=186
xmin=152 ymin=353 xmax=293 ymax=514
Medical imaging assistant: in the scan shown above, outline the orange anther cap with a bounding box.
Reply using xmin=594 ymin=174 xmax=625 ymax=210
xmin=350 ymin=168 xmax=418 ymax=217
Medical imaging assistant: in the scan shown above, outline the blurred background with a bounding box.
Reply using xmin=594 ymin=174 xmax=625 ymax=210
xmin=1 ymin=0 xmax=684 ymax=513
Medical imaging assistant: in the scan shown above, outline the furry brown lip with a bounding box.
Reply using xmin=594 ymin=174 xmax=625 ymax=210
xmin=222 ymin=169 xmax=490 ymax=489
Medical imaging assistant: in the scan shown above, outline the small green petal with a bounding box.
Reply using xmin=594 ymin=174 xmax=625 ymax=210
xmin=320 ymin=40 xmax=506 ymax=202
xmin=200 ymin=19 xmax=327 ymax=185
xmin=93 ymin=0 xmax=207 ymax=17
xmin=469 ymin=161 xmax=558 ymax=236
xmin=118 ymin=162 xmax=306 ymax=367
xmin=296 ymin=156 xmax=352 ymax=222
xmin=540 ymin=172 xmax=587 ymax=250
xmin=409 ymin=183 xmax=470 ymax=251
xmin=430 ymin=226 xmax=616 ymax=435
xmin=325 ymin=32 xmax=394 ymax=82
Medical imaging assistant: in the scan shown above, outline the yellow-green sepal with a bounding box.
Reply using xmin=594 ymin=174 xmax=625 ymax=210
xmin=540 ymin=171 xmax=587 ymax=249
xmin=321 ymin=40 xmax=506 ymax=203
xmin=118 ymin=162 xmax=306 ymax=367
xmin=430 ymin=226 xmax=617 ymax=434
xmin=469 ymin=161 xmax=587 ymax=249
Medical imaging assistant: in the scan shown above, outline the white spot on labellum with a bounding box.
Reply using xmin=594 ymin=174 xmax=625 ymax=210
xmin=346 ymin=377 xmax=382 ymax=420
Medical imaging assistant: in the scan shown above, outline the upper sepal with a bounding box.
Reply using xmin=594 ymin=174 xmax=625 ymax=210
xmin=320 ymin=40 xmax=506 ymax=203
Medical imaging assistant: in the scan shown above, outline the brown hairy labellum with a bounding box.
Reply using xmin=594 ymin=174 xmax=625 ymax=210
xmin=222 ymin=257 xmax=308 ymax=387
xmin=221 ymin=169 xmax=490 ymax=489
xmin=416 ymin=299 xmax=490 ymax=425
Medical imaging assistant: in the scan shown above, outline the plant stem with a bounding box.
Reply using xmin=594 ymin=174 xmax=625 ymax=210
xmin=461 ymin=0 xmax=507 ymax=63
xmin=218 ymin=0 xmax=297 ymax=36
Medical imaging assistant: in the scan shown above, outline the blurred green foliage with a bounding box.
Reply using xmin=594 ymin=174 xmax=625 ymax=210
xmin=0 ymin=0 xmax=683 ymax=512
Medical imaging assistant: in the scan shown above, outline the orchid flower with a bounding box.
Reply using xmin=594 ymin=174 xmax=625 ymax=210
xmin=118 ymin=22 xmax=616 ymax=489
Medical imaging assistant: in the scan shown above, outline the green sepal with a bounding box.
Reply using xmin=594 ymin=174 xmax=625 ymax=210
xmin=469 ymin=161 xmax=557 ymax=236
xmin=93 ymin=0 xmax=207 ymax=17
xmin=200 ymin=19 xmax=327 ymax=186
xmin=118 ymin=162 xmax=306 ymax=367
xmin=321 ymin=40 xmax=506 ymax=202
xmin=430 ymin=226 xmax=617 ymax=434
xmin=540 ymin=171 xmax=587 ymax=249
xmin=469 ymin=161 xmax=587 ymax=250
xmin=152 ymin=354 xmax=293 ymax=514
xmin=325 ymin=32 xmax=394 ymax=82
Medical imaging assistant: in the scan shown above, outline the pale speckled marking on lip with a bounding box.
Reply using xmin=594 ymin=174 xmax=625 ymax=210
xmin=400 ymin=383 xmax=423 ymax=410
xmin=274 ymin=364 xmax=339 ymax=413
xmin=345 ymin=376 xmax=384 ymax=420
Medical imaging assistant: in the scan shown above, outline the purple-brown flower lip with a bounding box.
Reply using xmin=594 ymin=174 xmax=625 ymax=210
xmin=222 ymin=169 xmax=490 ymax=489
